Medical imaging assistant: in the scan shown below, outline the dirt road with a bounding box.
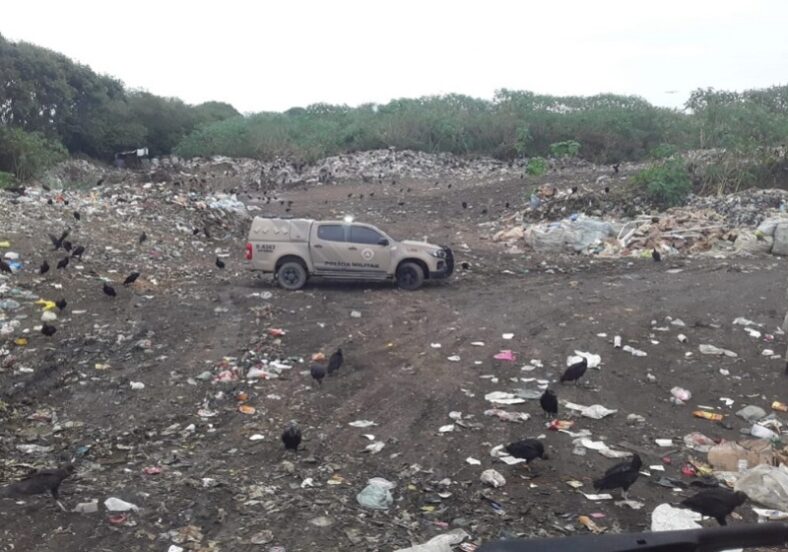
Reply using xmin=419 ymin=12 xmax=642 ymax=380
xmin=1 ymin=172 xmax=786 ymax=551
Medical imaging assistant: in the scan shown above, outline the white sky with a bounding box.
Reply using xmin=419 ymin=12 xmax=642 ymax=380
xmin=4 ymin=0 xmax=787 ymax=113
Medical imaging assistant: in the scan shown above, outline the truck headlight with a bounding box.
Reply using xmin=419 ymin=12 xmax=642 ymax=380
xmin=431 ymin=249 xmax=446 ymax=259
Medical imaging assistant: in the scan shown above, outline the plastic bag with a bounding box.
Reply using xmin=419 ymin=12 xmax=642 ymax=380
xmin=356 ymin=481 xmax=393 ymax=510
xmin=734 ymin=464 xmax=788 ymax=511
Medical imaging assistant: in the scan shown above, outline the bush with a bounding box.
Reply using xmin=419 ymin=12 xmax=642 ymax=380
xmin=0 ymin=127 xmax=68 ymax=181
xmin=526 ymin=157 xmax=548 ymax=176
xmin=649 ymin=143 xmax=678 ymax=160
xmin=0 ymin=171 xmax=15 ymax=189
xmin=549 ymin=140 xmax=581 ymax=158
xmin=633 ymin=159 xmax=692 ymax=206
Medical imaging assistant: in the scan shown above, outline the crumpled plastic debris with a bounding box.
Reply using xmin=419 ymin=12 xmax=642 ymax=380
xmin=393 ymin=529 xmax=470 ymax=552
xmin=565 ymin=401 xmax=618 ymax=419
xmin=356 ymin=480 xmax=394 ymax=510
xmin=484 ymin=391 xmax=525 ymax=405
xmin=480 ymin=469 xmax=506 ymax=488
xmin=734 ymin=464 xmax=788 ymax=512
xmin=698 ymin=344 xmax=738 ymax=357
xmin=484 ymin=409 xmax=530 ymax=423
xmin=567 ymin=351 xmax=601 ymax=369
xmin=104 ymin=497 xmax=140 ymax=512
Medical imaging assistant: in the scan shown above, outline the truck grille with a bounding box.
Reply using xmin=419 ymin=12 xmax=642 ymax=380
xmin=442 ymin=246 xmax=454 ymax=276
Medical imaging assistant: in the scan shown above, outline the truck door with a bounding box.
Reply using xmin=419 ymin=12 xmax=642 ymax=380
xmin=345 ymin=225 xmax=392 ymax=278
xmin=311 ymin=223 xmax=348 ymax=272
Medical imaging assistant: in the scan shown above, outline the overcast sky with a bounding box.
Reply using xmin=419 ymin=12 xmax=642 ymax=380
xmin=4 ymin=1 xmax=787 ymax=113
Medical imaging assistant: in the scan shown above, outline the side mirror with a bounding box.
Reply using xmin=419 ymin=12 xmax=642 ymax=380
xmin=378 ymin=238 xmax=390 ymax=247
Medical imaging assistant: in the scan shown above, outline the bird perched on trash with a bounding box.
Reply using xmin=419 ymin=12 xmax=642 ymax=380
xmin=41 ymin=323 xmax=57 ymax=336
xmin=504 ymin=439 xmax=548 ymax=467
xmin=593 ymin=453 xmax=642 ymax=500
xmin=62 ymin=240 xmax=72 ymax=252
xmin=123 ymin=272 xmax=140 ymax=286
xmin=652 ymin=248 xmax=662 ymax=262
xmin=139 ymin=231 xmax=147 ymax=244
xmin=560 ymin=357 xmax=588 ymax=384
xmin=71 ymin=245 xmax=85 ymax=259
xmin=327 ymin=348 xmax=343 ymax=376
xmin=281 ymin=423 xmax=302 ymax=453
xmin=55 ymin=298 xmax=67 ymax=311
xmin=462 ymin=201 xmax=468 ymax=209
xmin=102 ymin=282 xmax=116 ymax=297
xmin=39 ymin=260 xmax=50 ymax=274
xmin=310 ymin=363 xmax=326 ymax=386
xmin=215 ymin=257 xmax=225 ymax=269
xmin=679 ymin=488 xmax=747 ymax=526
xmin=56 ymin=256 xmax=69 ymax=270
xmin=73 ymin=211 xmax=81 ymax=221
xmin=539 ymin=389 xmax=558 ymax=418
xmin=0 ymin=260 xmax=12 ymax=273
xmin=0 ymin=465 xmax=75 ymax=510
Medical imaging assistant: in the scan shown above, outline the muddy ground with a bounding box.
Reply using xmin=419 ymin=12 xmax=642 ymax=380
xmin=1 ymin=165 xmax=786 ymax=551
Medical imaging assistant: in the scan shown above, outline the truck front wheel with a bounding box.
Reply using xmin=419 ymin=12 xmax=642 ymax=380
xmin=396 ymin=262 xmax=425 ymax=291
xmin=277 ymin=261 xmax=308 ymax=290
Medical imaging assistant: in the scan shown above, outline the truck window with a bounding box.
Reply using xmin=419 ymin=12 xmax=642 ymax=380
xmin=317 ymin=224 xmax=345 ymax=242
xmin=349 ymin=225 xmax=385 ymax=245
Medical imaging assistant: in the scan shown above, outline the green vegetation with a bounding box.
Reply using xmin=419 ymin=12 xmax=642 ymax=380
xmin=0 ymin=33 xmax=238 ymax=175
xmin=0 ymin=126 xmax=68 ymax=180
xmin=1 ymin=32 xmax=787 ymax=194
xmin=633 ymin=159 xmax=692 ymax=207
xmin=549 ymin=140 xmax=581 ymax=158
xmin=525 ymin=157 xmax=548 ymax=176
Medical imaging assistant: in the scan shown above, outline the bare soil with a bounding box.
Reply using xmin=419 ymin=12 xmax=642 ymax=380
xmin=1 ymin=169 xmax=786 ymax=551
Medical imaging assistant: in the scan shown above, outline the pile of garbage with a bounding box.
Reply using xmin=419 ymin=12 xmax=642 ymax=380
xmin=494 ymin=190 xmax=788 ymax=258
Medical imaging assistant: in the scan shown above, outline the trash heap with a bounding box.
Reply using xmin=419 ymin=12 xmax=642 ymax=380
xmin=494 ymin=189 xmax=788 ymax=258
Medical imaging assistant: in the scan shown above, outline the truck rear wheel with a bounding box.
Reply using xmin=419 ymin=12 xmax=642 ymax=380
xmin=277 ymin=261 xmax=307 ymax=290
xmin=396 ymin=262 xmax=424 ymax=291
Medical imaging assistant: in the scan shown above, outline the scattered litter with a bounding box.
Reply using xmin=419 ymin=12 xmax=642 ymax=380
xmin=393 ymin=529 xmax=470 ymax=552
xmin=129 ymin=381 xmax=145 ymax=390
xmin=348 ymin=420 xmax=377 ymax=428
xmin=565 ymin=402 xmax=617 ymax=419
xmin=734 ymin=464 xmax=788 ymax=511
xmin=484 ymin=409 xmax=530 ymax=423
xmin=430 ymin=343 xmax=442 ymax=349
xmin=72 ymin=499 xmax=99 ymax=514
xmin=582 ymin=492 xmax=614 ymax=501
xmin=502 ymin=333 xmax=514 ymax=340
xmin=698 ymin=344 xmax=738 ymax=357
xmin=576 ymin=438 xmax=631 ymax=458
xmin=364 ymin=442 xmax=385 ymax=454
xmin=493 ymin=350 xmax=516 ymax=361
xmin=578 ymin=515 xmax=606 ymax=533
xmin=682 ymin=432 xmax=716 ymax=453
xmin=447 ymin=355 xmax=461 ymax=362
xmin=693 ymin=410 xmax=723 ymax=422
xmin=736 ymin=405 xmax=766 ymax=422
xmin=356 ymin=481 xmax=394 ymax=510
xmin=622 ymin=345 xmax=647 ymax=357
xmin=484 ymin=391 xmax=525 ymax=405
xmin=350 ymin=310 xmax=362 ymax=318
xmin=104 ymin=497 xmax=140 ymax=512
xmin=438 ymin=424 xmax=455 ymax=433
xmin=655 ymin=439 xmax=674 ymax=447
xmin=466 ymin=457 xmax=481 ymax=466
xmin=480 ymin=469 xmax=506 ymax=488
xmin=567 ymin=351 xmax=602 ymax=369
xmin=670 ymin=387 xmax=692 ymax=404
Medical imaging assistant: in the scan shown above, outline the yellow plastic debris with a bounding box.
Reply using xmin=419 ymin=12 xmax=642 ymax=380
xmin=35 ymin=299 xmax=57 ymax=311
xmin=14 ymin=337 xmax=28 ymax=346
xmin=0 ymin=241 xmax=10 ymax=248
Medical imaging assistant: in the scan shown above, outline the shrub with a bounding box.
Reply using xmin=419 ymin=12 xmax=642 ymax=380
xmin=549 ymin=140 xmax=581 ymax=158
xmin=0 ymin=171 xmax=15 ymax=189
xmin=0 ymin=127 xmax=68 ymax=181
xmin=526 ymin=157 xmax=548 ymax=176
xmin=633 ymin=159 xmax=692 ymax=206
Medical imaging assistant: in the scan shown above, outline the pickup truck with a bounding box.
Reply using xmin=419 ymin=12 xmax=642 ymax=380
xmin=245 ymin=217 xmax=453 ymax=290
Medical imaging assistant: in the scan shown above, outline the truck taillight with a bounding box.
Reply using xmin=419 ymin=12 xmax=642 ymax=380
xmin=245 ymin=242 xmax=253 ymax=260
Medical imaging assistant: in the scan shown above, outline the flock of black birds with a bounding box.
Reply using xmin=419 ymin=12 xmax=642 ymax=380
xmin=4 ymin=217 xmax=229 ymax=340
xmin=505 ymin=355 xmax=751 ymax=526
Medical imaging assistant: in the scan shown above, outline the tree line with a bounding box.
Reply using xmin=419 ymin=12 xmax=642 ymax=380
xmin=1 ymin=33 xmax=787 ymax=182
